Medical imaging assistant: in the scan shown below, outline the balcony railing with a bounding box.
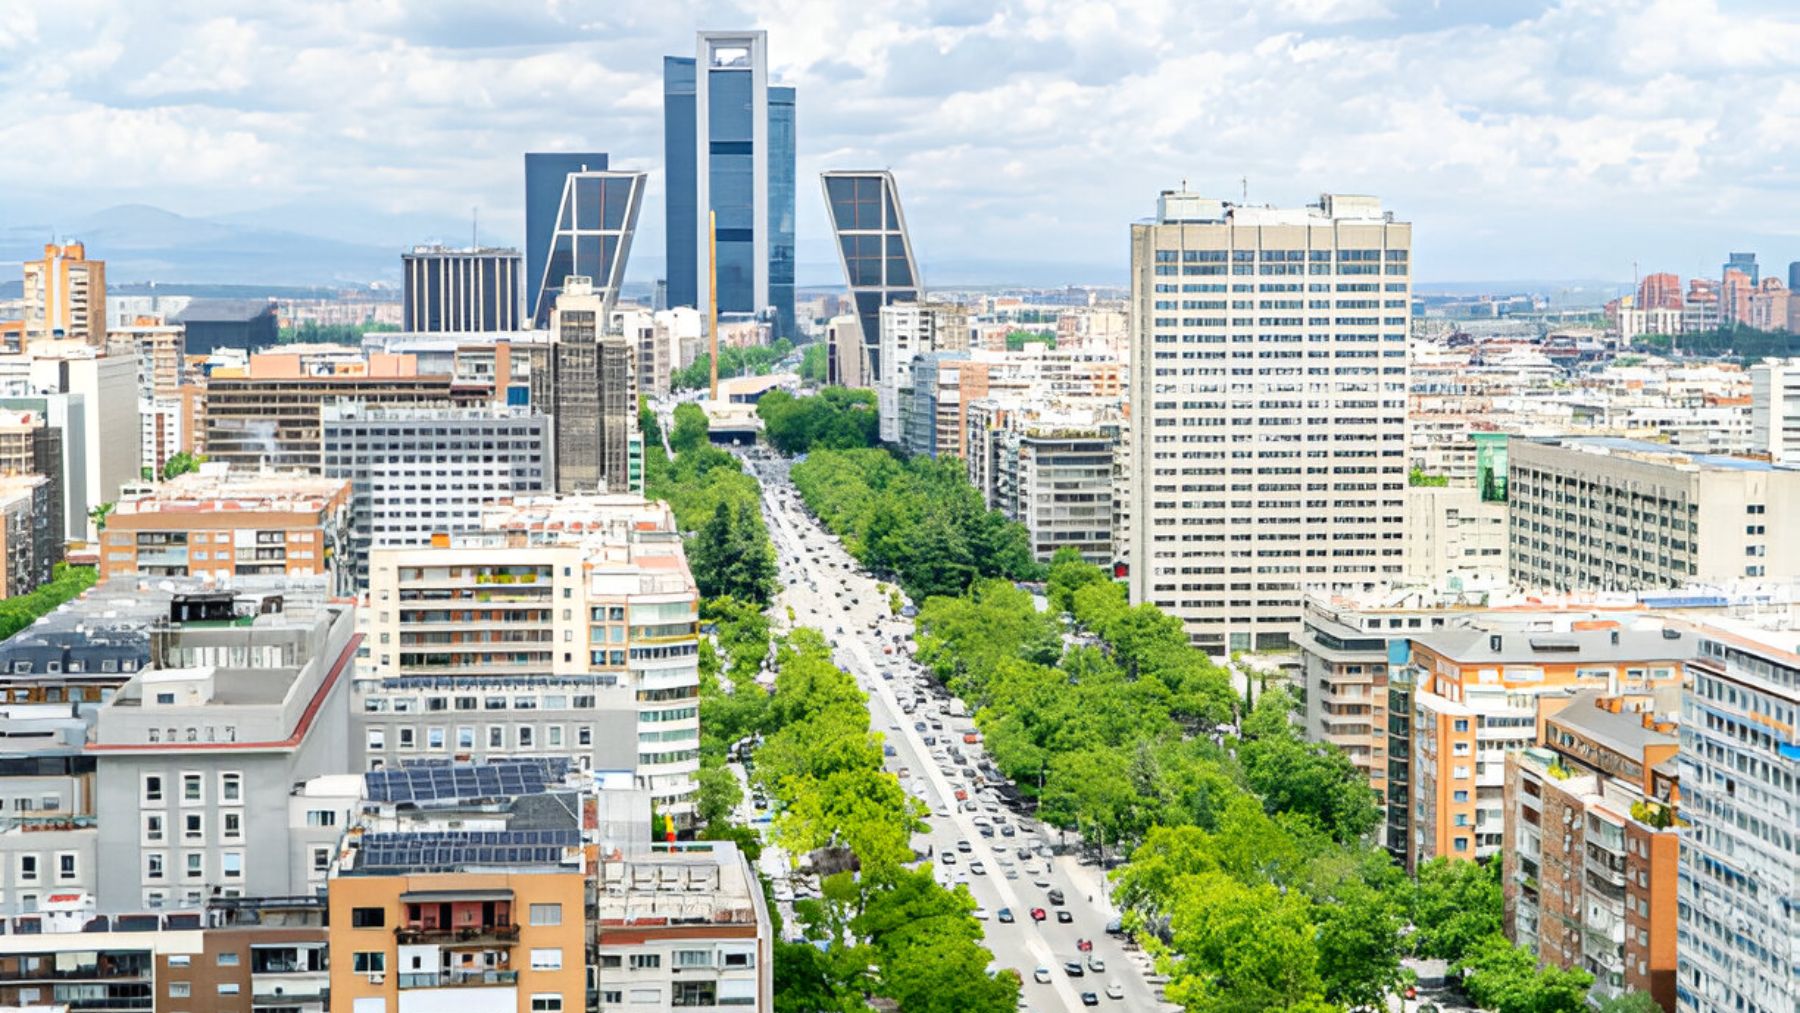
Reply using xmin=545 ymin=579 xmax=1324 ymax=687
xmin=398 ymin=969 xmax=518 ymax=989
xmin=393 ymin=924 xmax=520 ymax=945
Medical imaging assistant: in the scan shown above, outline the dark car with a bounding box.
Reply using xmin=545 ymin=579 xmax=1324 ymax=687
xmin=956 ymin=840 xmax=972 ymax=853
xmin=1064 ymin=961 xmax=1085 ymax=977
xmin=1080 ymin=993 xmax=1099 ymax=1007
xmin=1057 ymin=910 xmax=1074 ymax=924
xmin=997 ymin=908 xmax=1014 ymax=923
xmin=1048 ymin=889 xmax=1065 ymax=906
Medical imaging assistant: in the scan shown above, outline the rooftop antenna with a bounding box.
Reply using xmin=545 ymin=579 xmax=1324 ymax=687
xmin=472 ymin=206 xmax=479 ymax=249
xmin=1241 ymin=177 xmax=1248 ymax=204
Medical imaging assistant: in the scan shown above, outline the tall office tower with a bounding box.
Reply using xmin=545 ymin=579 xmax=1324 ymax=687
xmin=1723 ymin=251 xmax=1759 ymax=285
xmin=21 ymin=242 xmax=106 ymax=348
xmin=1789 ymin=260 xmax=1800 ymax=292
xmin=663 ymin=31 xmax=797 ymax=337
xmin=821 ymin=171 xmax=921 ymax=382
xmin=533 ymin=280 xmax=640 ymax=495
xmin=1127 ymin=191 xmax=1410 ymax=653
xmin=524 ymin=167 xmax=646 ymax=329
xmin=523 ymin=151 xmax=608 ymax=325
xmin=402 ymin=245 xmax=522 ymax=333
xmin=1678 ymin=623 xmax=1800 ymax=1013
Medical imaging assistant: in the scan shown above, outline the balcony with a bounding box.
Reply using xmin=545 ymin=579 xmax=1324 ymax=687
xmin=394 ymin=924 xmax=520 ymax=946
xmin=398 ymin=969 xmax=518 ymax=989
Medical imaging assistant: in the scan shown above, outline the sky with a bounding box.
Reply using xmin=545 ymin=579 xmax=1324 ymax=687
xmin=4 ymin=0 xmax=1800 ymax=287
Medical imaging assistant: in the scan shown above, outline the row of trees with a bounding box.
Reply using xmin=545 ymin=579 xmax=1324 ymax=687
xmin=1633 ymin=323 xmax=1800 ymax=360
xmin=756 ymin=388 xmax=879 ymax=455
xmin=0 ymin=564 xmax=97 ymax=641
xmin=799 ymin=343 xmax=827 ymax=384
xmin=644 ymin=403 xmax=777 ymax=605
xmin=789 ymin=448 xmax=1040 ymax=600
xmin=913 ymin=551 xmax=1608 ymax=1012
xmin=276 ymin=321 xmax=398 ymax=344
xmin=672 ymin=338 xmax=796 ymax=391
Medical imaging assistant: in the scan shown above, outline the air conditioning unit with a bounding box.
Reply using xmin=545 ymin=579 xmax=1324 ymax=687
xmin=367 ymin=972 xmax=386 ymax=985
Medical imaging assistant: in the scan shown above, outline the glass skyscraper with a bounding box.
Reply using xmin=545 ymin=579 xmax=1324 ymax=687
xmin=662 ymin=30 xmax=796 ymax=338
xmin=525 ymin=152 xmax=609 ymax=327
xmin=820 ymin=170 xmax=919 ymax=382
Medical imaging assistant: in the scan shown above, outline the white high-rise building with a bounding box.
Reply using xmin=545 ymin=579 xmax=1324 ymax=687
xmin=1126 ymin=191 xmax=1410 ymax=653
xmin=876 ymin=302 xmax=968 ymax=444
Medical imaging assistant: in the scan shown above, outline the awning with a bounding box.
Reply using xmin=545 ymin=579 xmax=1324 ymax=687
xmin=399 ymin=889 xmax=513 ymax=902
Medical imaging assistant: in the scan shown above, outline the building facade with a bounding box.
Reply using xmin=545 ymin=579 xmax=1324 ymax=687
xmin=876 ymin=302 xmax=969 ymax=445
xmin=523 ymin=169 xmax=646 ymax=329
xmin=403 ymin=246 xmax=523 ymax=333
xmin=1127 ymin=191 xmax=1410 ymax=652
xmin=821 ymin=171 xmax=920 ymax=381
xmin=1507 ymin=436 xmax=1800 ymax=591
xmin=173 ymin=300 xmax=279 ymax=355
xmin=532 ymin=281 xmax=641 ymax=495
xmin=524 ymin=152 xmax=610 ymax=329
xmin=22 ymin=242 xmax=106 ymax=347
xmin=0 ymin=475 xmax=56 ymax=597
xmin=664 ymin=31 xmax=797 ymax=337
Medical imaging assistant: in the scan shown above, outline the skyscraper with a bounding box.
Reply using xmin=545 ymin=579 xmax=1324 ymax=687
xmin=821 ymin=170 xmax=921 ymax=382
xmin=663 ymin=30 xmax=797 ymax=338
xmin=401 ymin=245 xmax=522 ymax=332
xmin=524 ymin=152 xmax=609 ymax=326
xmin=1126 ymin=190 xmax=1410 ymax=653
xmin=524 ymin=168 xmax=646 ymax=329
xmin=533 ymin=279 xmax=640 ymax=495
xmin=1723 ymin=251 xmax=1759 ymax=285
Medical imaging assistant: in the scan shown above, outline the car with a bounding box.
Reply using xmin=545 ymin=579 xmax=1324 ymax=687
xmin=1029 ymin=907 xmax=1047 ymax=922
xmin=997 ymin=907 xmax=1014 ymax=923
xmin=1032 ymin=876 xmax=1051 ymax=888
xmin=1047 ymin=888 xmax=1065 ymax=905
xmin=1032 ymin=966 xmax=1052 ymax=984
xmin=1063 ymin=961 xmax=1085 ymax=977
xmin=1105 ymin=981 xmax=1124 ymax=1000
xmin=940 ymin=852 xmax=956 ymax=864
xmin=1004 ymin=868 xmax=1019 ymax=880
xmin=1056 ymin=910 xmax=1073 ymax=924
xmin=1080 ymin=993 xmax=1100 ymax=1008
xmin=970 ymin=861 xmax=986 ymax=876
xmin=956 ymin=840 xmax=972 ymax=853
xmin=1086 ymin=956 xmax=1105 ymax=973
xmin=883 ymin=745 xmax=896 ymax=757
xmin=972 ymin=906 xmax=989 ymax=920
xmin=913 ymin=721 xmax=927 ymax=732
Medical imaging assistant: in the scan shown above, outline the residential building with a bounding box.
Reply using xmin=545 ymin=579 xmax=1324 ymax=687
xmin=1502 ymin=691 xmax=1680 ymax=1008
xmin=202 ymin=352 xmax=482 ymax=472
xmin=1127 ymin=190 xmax=1410 ymax=652
xmin=521 ymin=167 xmax=647 ymax=329
xmin=1723 ymin=252 xmax=1759 ymax=286
xmin=403 ymin=245 xmax=523 ymax=333
xmin=970 ymin=407 xmax=1119 ymax=565
xmin=321 ymin=402 xmax=553 ymax=588
xmin=0 ymin=410 xmax=63 ymax=561
xmin=172 ymin=300 xmax=278 ymax=355
xmin=358 ymin=495 xmax=700 ymax=825
xmin=89 ymin=584 xmax=359 ymax=911
xmin=1750 ymin=357 xmax=1800 ymax=464
xmin=1681 ymin=279 xmax=1720 ymax=333
xmin=1722 ymin=268 xmax=1754 ymax=328
xmin=21 ymin=242 xmax=106 ymax=348
xmin=0 ymin=395 xmax=84 ymax=546
xmin=1403 ymin=484 xmax=1507 ymax=590
xmin=5 ymin=350 xmax=138 ymax=541
xmin=524 ymin=152 xmax=609 ymax=329
xmin=821 ymin=170 xmax=920 ymax=381
xmin=1675 ymin=622 xmax=1800 ymax=1013
xmin=876 ymin=302 xmax=968 ymax=444
xmin=1637 ymin=273 xmax=1682 ymax=312
xmin=326 ymin=767 xmax=589 ymax=1013
xmin=664 ymin=31 xmax=798 ymax=338
xmin=99 ymin=465 xmax=350 ymax=592
xmin=614 ymin=307 xmax=671 ymax=398
xmin=1748 ymin=276 xmax=1791 ymax=333
xmin=1400 ymin=625 xmax=1689 ymax=871
xmin=532 ymin=280 xmax=641 ymax=495
xmin=0 ymin=476 xmax=56 ymax=597
xmin=1506 ymin=437 xmax=1800 ymax=591
xmin=901 ymin=351 xmax=972 ymax=460
xmin=825 ymin=314 xmax=866 ymax=388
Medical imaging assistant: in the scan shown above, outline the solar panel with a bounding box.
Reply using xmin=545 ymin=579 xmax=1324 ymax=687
xmin=362 ymin=759 xmax=572 ymax=803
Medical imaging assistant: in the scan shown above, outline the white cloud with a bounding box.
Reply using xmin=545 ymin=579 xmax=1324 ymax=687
xmin=3 ymin=0 xmax=1800 ymax=282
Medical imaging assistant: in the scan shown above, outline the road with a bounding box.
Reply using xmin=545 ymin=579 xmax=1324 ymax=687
xmin=743 ymin=450 xmax=1174 ymax=1013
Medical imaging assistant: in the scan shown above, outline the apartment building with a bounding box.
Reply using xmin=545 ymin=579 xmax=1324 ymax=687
xmin=326 ymin=769 xmax=589 ymax=1013
xmin=1403 ymin=484 xmax=1507 ymax=590
xmin=0 ymin=475 xmax=57 ymax=597
xmin=1399 ymin=625 xmax=1689 ymax=872
xmin=3 ymin=349 xmax=139 ymax=541
xmin=825 ymin=314 xmax=867 ymax=388
xmin=876 ymin=302 xmax=968 ymax=444
xmin=1749 ymin=358 xmax=1800 ymax=465
xmin=99 ymin=466 xmax=352 ymax=594
xmin=901 ymin=351 xmax=972 ymax=459
xmin=983 ymin=414 xmax=1118 ymax=565
xmin=21 ymin=242 xmax=106 ymax=348
xmin=358 ymin=495 xmax=700 ymax=825
xmin=202 ymin=352 xmax=482 ymax=472
xmin=321 ymin=402 xmax=553 ymax=589
xmin=1676 ymin=622 xmax=1800 ymax=1013
xmin=89 ymin=585 xmax=359 ymax=912
xmin=1502 ymin=691 xmax=1680 ymax=1008
xmin=531 ymin=280 xmax=640 ymax=494
xmin=1507 ymin=436 xmax=1800 ymax=591
xmin=1127 ymin=191 xmax=1410 ymax=653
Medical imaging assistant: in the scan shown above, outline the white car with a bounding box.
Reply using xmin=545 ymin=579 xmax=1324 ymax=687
xmin=1105 ymin=981 xmax=1124 ymax=1000
xmin=972 ymin=907 xmax=990 ymax=920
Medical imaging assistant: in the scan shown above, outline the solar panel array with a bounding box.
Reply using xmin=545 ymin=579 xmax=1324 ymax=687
xmin=358 ymin=829 xmax=581 ymax=871
xmin=363 ymin=759 xmax=569 ymax=803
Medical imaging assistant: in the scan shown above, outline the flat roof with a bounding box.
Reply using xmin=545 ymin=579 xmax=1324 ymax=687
xmin=1532 ymin=436 xmax=1781 ymax=472
xmin=1412 ymin=625 xmax=1692 ymax=665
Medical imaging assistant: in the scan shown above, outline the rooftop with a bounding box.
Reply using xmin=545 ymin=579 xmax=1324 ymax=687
xmin=174 ymin=299 xmax=277 ymax=324
xmin=111 ymin=467 xmax=348 ymax=517
xmin=1411 ymin=625 xmax=1693 ymax=665
xmin=1547 ymin=690 xmax=1678 ymax=759
xmin=1528 ymin=436 xmax=1784 ymax=473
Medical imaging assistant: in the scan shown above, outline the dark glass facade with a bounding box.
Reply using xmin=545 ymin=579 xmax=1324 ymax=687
xmin=525 ymin=152 xmax=608 ymax=327
xmin=768 ymin=86 xmax=797 ymax=339
xmin=821 ymin=171 xmax=919 ymax=382
xmin=662 ymin=57 xmax=698 ymax=312
xmin=535 ymin=171 xmax=646 ymax=327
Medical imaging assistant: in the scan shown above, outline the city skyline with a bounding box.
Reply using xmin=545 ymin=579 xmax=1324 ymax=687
xmin=5 ymin=1 xmax=1800 ymax=287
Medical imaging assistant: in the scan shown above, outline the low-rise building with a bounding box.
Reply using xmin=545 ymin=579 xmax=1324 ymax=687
xmin=1403 ymin=484 xmax=1507 ymax=591
xmin=99 ymin=466 xmax=352 ymax=594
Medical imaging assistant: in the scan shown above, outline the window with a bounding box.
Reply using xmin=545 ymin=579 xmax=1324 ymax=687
xmin=367 ymin=728 xmax=386 ymax=751
xmin=351 ymin=952 xmax=384 ymax=973
xmin=312 ymin=847 xmax=331 ymax=872
xmin=398 ymin=727 xmax=415 ymax=749
xmin=146 ymin=853 xmax=165 ymax=880
xmin=222 ymin=852 xmax=243 ymax=879
xmin=57 ymin=853 xmax=76 ymax=881
xmin=529 ymin=903 xmax=561 ymax=926
xmin=144 ymin=813 xmax=165 ymax=843
xmin=218 ymin=983 xmax=241 ymax=995
xmin=578 ymin=726 xmax=592 ymax=746
xmin=530 ymin=997 xmax=563 ymax=1013
xmin=306 ymin=810 xmax=338 ymax=828
xmin=529 ymin=948 xmax=563 ymax=970
xmin=547 ymin=725 xmax=563 ymax=747
xmin=168 ymin=983 xmax=191 ymax=999
xmin=184 ymin=813 xmax=203 ymax=841
xmin=674 ymin=949 xmax=712 ymax=968
xmin=599 ymin=955 xmax=622 ymax=969
xmin=488 ymin=726 xmax=504 ymax=749
xmin=220 ymin=773 xmax=241 ymax=803
xmin=186 ymin=853 xmax=203 ymax=879
xmin=218 ymin=951 xmax=240 ymax=967
xmin=17 ymin=856 xmax=37 ymax=883
xmin=629 ymin=954 xmax=661 ymax=970
xmin=352 ymin=907 xmax=386 ymax=928
xmin=223 ymin=812 xmax=242 ymax=841
xmin=167 ymin=955 xmax=189 ymax=968
xmin=518 ymin=726 xmax=534 ymax=748
xmin=428 ymin=727 xmax=445 ymax=750
xmin=143 ymin=774 xmax=164 ymax=803
xmin=457 ymin=727 xmax=474 ymax=749
xmin=181 ymin=773 xmax=202 ymax=803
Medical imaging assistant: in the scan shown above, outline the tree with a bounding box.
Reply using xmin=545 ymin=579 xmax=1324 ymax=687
xmin=88 ymin=501 xmax=114 ymax=533
xmin=695 ymin=765 xmax=743 ymax=826
xmin=670 ymin=402 xmax=712 ymax=454
xmin=1314 ymin=879 xmax=1405 ymax=1010
xmin=1161 ymin=871 xmax=1327 ymax=1012
xmin=1410 ymin=857 xmax=1504 ymax=961
xmin=161 ymin=451 xmax=204 ymax=481
xmin=1596 ymin=992 xmax=1663 ymax=1013
xmin=800 ymin=342 xmax=827 ymax=383
xmin=1456 ymin=935 xmax=1593 ymax=1013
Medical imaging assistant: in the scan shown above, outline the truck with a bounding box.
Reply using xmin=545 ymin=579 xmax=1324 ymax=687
xmin=947 ymin=699 xmax=967 ymax=718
